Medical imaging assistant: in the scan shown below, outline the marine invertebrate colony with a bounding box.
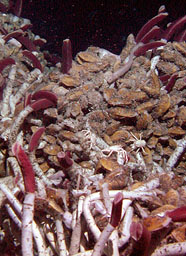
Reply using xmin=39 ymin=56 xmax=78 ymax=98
xmin=0 ymin=1 xmax=186 ymax=256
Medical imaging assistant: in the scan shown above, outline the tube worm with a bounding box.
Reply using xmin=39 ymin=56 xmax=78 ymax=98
xmin=61 ymin=38 xmax=72 ymax=74
xmin=12 ymin=142 xmax=35 ymax=256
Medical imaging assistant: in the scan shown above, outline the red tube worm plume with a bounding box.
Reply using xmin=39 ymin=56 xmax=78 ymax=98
xmin=165 ymin=73 xmax=178 ymax=93
xmin=26 ymin=90 xmax=57 ymax=111
xmin=166 ymin=206 xmax=186 ymax=222
xmin=24 ymin=93 xmax=32 ymax=107
xmin=0 ymin=58 xmax=15 ymax=73
xmin=61 ymin=38 xmax=72 ymax=74
xmin=176 ymin=29 xmax=186 ymax=42
xmin=29 ymin=127 xmax=45 ymax=152
xmin=139 ymin=25 xmax=161 ymax=44
xmin=57 ymin=151 xmax=73 ymax=169
xmin=31 ymin=90 xmax=58 ymax=105
xmin=110 ymin=192 xmax=123 ymax=227
xmin=12 ymin=142 xmax=35 ymax=193
xmin=3 ymin=29 xmax=24 ymax=42
xmin=20 ymin=24 xmax=33 ymax=31
xmin=30 ymin=98 xmax=56 ymax=111
xmin=17 ymin=35 xmax=37 ymax=51
xmin=135 ymin=5 xmax=186 ymax=47
xmin=13 ymin=0 xmax=23 ymax=17
xmin=22 ymin=50 xmax=43 ymax=72
xmin=33 ymin=38 xmax=46 ymax=48
xmin=130 ymin=221 xmax=151 ymax=256
xmin=134 ymin=41 xmax=166 ymax=57
xmin=159 ymin=74 xmax=171 ymax=83
xmin=163 ymin=15 xmax=186 ymax=41
xmin=135 ymin=12 xmax=168 ymax=43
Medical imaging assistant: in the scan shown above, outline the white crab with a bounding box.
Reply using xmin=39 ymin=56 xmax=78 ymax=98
xmin=102 ymin=145 xmax=129 ymax=165
xmin=130 ymin=132 xmax=146 ymax=153
xmin=81 ymin=129 xmax=96 ymax=150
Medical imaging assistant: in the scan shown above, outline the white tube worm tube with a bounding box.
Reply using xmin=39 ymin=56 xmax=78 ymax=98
xmin=21 ymin=193 xmax=35 ymax=256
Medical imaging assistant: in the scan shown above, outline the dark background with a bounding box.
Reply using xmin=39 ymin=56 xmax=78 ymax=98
xmin=20 ymin=0 xmax=186 ymax=57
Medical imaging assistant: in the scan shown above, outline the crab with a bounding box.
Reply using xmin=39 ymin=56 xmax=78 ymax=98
xmin=130 ymin=132 xmax=147 ymax=154
xmin=102 ymin=145 xmax=129 ymax=165
xmin=80 ymin=129 xmax=96 ymax=150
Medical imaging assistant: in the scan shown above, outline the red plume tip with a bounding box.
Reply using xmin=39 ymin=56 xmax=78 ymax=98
xmin=110 ymin=192 xmax=123 ymax=227
xmin=12 ymin=142 xmax=35 ymax=193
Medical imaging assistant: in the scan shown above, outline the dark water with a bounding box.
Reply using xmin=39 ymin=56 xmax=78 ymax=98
xmin=20 ymin=0 xmax=186 ymax=57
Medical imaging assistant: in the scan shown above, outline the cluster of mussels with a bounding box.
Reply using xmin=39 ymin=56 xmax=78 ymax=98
xmin=0 ymin=1 xmax=186 ymax=256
